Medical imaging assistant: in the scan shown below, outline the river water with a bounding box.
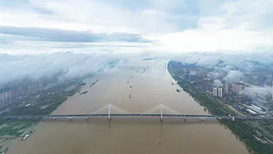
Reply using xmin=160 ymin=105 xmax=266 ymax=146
xmin=8 ymin=60 xmax=249 ymax=154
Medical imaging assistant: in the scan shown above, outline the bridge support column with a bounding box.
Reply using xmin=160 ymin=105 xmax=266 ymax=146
xmin=160 ymin=104 xmax=163 ymax=121
xmin=108 ymin=104 xmax=111 ymax=120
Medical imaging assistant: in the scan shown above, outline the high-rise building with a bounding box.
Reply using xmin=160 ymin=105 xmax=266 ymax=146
xmin=213 ymin=88 xmax=218 ymax=96
xmin=232 ymin=83 xmax=237 ymax=92
xmin=224 ymin=83 xmax=229 ymax=93
xmin=0 ymin=88 xmax=12 ymax=109
xmin=231 ymin=83 xmax=244 ymax=93
xmin=218 ymin=88 xmax=223 ymax=97
xmin=237 ymin=85 xmax=243 ymax=93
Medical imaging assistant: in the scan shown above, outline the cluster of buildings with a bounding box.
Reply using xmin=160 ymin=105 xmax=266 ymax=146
xmin=231 ymin=83 xmax=244 ymax=93
xmin=175 ymin=62 xmax=273 ymax=116
xmin=211 ymin=81 xmax=271 ymax=116
xmin=213 ymin=82 xmax=246 ymax=97
xmin=0 ymin=88 xmax=12 ymax=108
xmin=211 ymin=82 xmax=270 ymax=116
xmin=244 ymin=104 xmax=267 ymax=116
xmin=12 ymin=81 xmax=44 ymax=96
xmin=0 ymin=80 xmax=45 ymax=109
xmin=213 ymin=87 xmax=222 ymax=97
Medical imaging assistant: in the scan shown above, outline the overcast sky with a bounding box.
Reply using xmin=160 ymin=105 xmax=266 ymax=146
xmin=1 ymin=0 xmax=273 ymax=54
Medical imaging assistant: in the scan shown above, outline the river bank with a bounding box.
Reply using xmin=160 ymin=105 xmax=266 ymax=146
xmin=0 ymin=79 xmax=87 ymax=151
xmin=168 ymin=61 xmax=273 ymax=154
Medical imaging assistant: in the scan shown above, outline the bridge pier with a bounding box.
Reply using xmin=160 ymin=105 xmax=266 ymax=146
xmin=160 ymin=104 xmax=163 ymax=121
xmin=108 ymin=104 xmax=111 ymax=120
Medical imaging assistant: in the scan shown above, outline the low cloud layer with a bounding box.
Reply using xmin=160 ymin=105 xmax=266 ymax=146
xmin=242 ymin=86 xmax=273 ymax=103
xmin=224 ymin=70 xmax=244 ymax=83
xmin=213 ymin=79 xmax=223 ymax=88
xmin=0 ymin=52 xmax=119 ymax=86
xmin=0 ymin=52 xmax=166 ymax=86
xmin=174 ymin=52 xmax=273 ymax=68
xmin=173 ymin=52 xmax=273 ymax=84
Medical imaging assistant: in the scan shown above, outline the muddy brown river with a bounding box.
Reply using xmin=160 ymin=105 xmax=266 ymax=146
xmin=8 ymin=60 xmax=249 ymax=154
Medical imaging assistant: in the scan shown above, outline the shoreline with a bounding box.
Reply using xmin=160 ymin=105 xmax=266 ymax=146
xmin=167 ymin=61 xmax=273 ymax=154
xmin=0 ymin=78 xmax=89 ymax=151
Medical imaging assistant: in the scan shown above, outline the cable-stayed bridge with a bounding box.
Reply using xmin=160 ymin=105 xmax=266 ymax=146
xmin=1 ymin=104 xmax=272 ymax=122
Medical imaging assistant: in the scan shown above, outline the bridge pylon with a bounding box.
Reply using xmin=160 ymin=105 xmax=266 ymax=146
xmin=108 ymin=104 xmax=111 ymax=120
xmin=160 ymin=104 xmax=163 ymax=121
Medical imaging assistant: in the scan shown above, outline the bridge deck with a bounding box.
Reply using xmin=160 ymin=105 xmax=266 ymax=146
xmin=1 ymin=114 xmax=273 ymax=120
